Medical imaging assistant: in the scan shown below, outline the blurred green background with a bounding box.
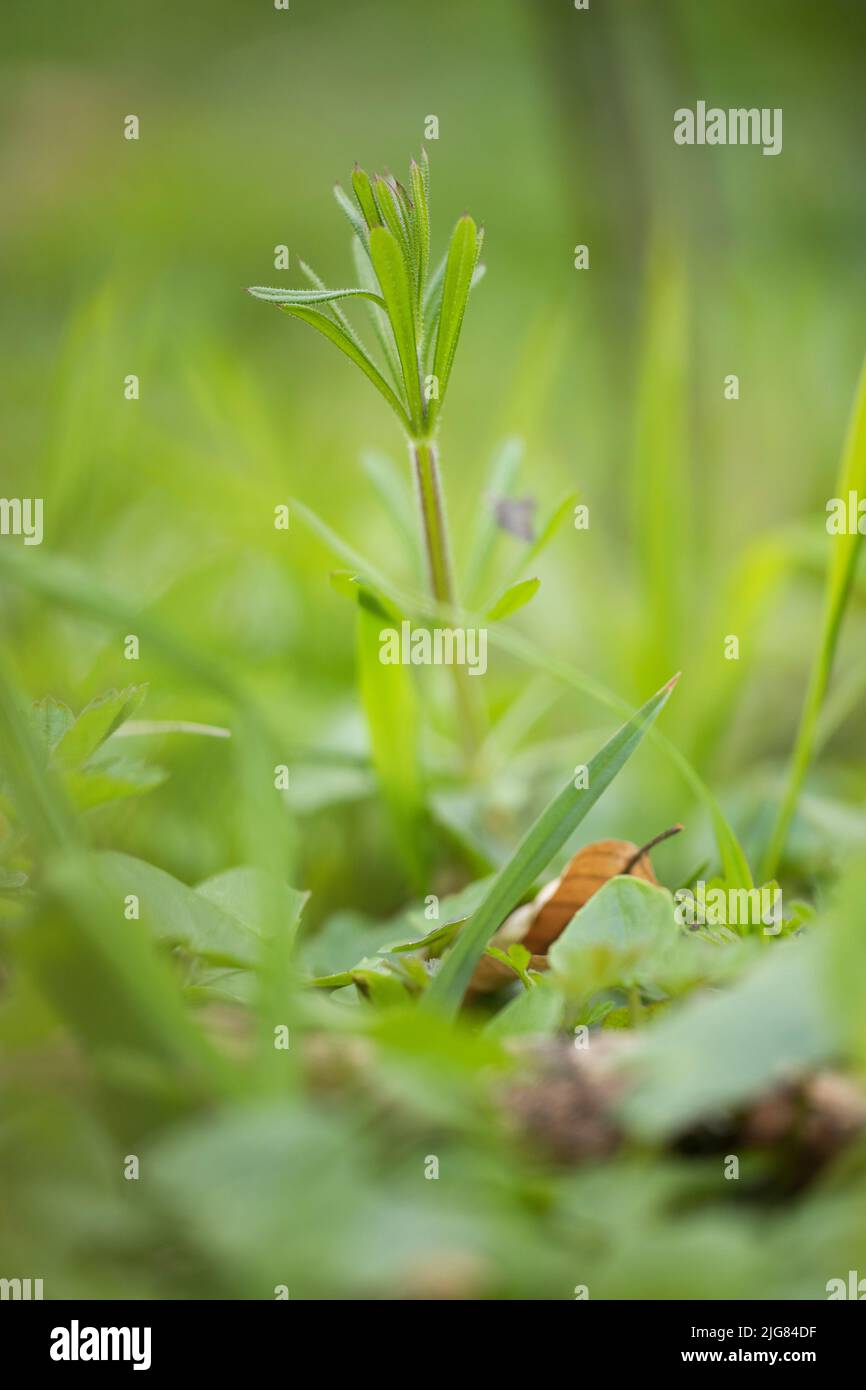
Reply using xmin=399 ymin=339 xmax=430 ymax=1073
xmin=3 ymin=0 xmax=866 ymax=1300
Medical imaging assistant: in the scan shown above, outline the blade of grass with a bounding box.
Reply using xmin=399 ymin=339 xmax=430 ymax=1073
xmin=424 ymin=674 xmax=679 ymax=1015
xmin=632 ymin=246 xmax=690 ymax=691
xmin=762 ymin=357 xmax=866 ymax=879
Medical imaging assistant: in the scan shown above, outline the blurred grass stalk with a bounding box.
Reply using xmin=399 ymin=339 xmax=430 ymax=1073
xmin=762 ymin=357 xmax=866 ymax=879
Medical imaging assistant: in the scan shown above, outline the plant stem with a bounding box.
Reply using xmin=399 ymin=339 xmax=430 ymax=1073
xmin=411 ymin=439 xmax=455 ymax=605
xmin=410 ymin=438 xmax=484 ymax=758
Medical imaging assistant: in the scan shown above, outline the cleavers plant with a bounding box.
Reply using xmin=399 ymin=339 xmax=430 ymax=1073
xmin=247 ymin=150 xmax=485 ymax=617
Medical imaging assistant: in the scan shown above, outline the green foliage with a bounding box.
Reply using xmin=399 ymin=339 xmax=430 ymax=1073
xmin=248 ymin=154 xmax=484 ymax=442
xmin=425 ymin=675 xmax=678 ymax=1016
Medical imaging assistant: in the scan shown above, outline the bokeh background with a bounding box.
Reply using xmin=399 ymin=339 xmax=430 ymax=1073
xmin=2 ymin=0 xmax=866 ymax=1300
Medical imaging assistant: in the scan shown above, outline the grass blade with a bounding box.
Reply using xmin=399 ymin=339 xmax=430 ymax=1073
xmin=762 ymin=356 xmax=866 ymax=878
xmin=424 ymin=674 xmax=679 ymax=1015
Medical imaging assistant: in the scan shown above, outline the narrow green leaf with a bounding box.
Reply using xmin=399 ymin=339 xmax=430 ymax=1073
xmin=424 ymin=674 xmax=679 ymax=1015
xmin=429 ymin=216 xmax=482 ymax=428
xmin=351 ymin=165 xmax=381 ymax=230
xmin=351 ymin=235 xmax=403 ymax=391
xmin=410 ymin=158 xmax=430 ymax=303
xmin=298 ymin=258 xmax=370 ymax=352
xmin=247 ymin=285 xmax=384 ymax=308
xmin=423 ymin=257 xmax=484 ymax=370
xmin=333 ymin=182 xmax=369 ymax=249
xmin=368 ymin=225 xmax=424 ymax=432
xmin=486 ymin=576 xmax=540 ymax=622
xmin=278 ymin=302 xmax=411 ymax=433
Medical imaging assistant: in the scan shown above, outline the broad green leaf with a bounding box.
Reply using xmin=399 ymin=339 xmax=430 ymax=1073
xmin=63 ymin=754 xmax=167 ymax=811
xmin=763 ymin=357 xmax=866 ymax=877
xmin=55 ymin=685 xmax=147 ymax=770
xmin=196 ymin=866 xmax=307 ymax=960
xmin=620 ymin=936 xmax=834 ymax=1140
xmin=486 ymin=576 xmax=540 ymax=622
xmin=94 ymin=850 xmax=263 ymax=966
xmin=278 ymin=303 xmax=411 ymax=433
xmin=428 ymin=216 xmax=482 ymax=427
xmin=368 ymin=225 xmax=424 ymax=431
xmin=424 ymin=674 xmax=679 ymax=1015
xmin=246 ymin=284 xmax=384 ymax=308
xmin=549 ymin=876 xmax=679 ymax=1001
xmin=483 ymin=975 xmax=564 ymax=1039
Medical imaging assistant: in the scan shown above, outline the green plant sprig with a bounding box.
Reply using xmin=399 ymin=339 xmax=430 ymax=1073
xmin=248 ymin=151 xmax=486 ymax=749
xmin=247 ymin=150 xmax=484 ymax=447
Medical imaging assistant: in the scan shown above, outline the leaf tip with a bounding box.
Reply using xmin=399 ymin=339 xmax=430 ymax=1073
xmin=663 ymin=671 xmax=682 ymax=693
